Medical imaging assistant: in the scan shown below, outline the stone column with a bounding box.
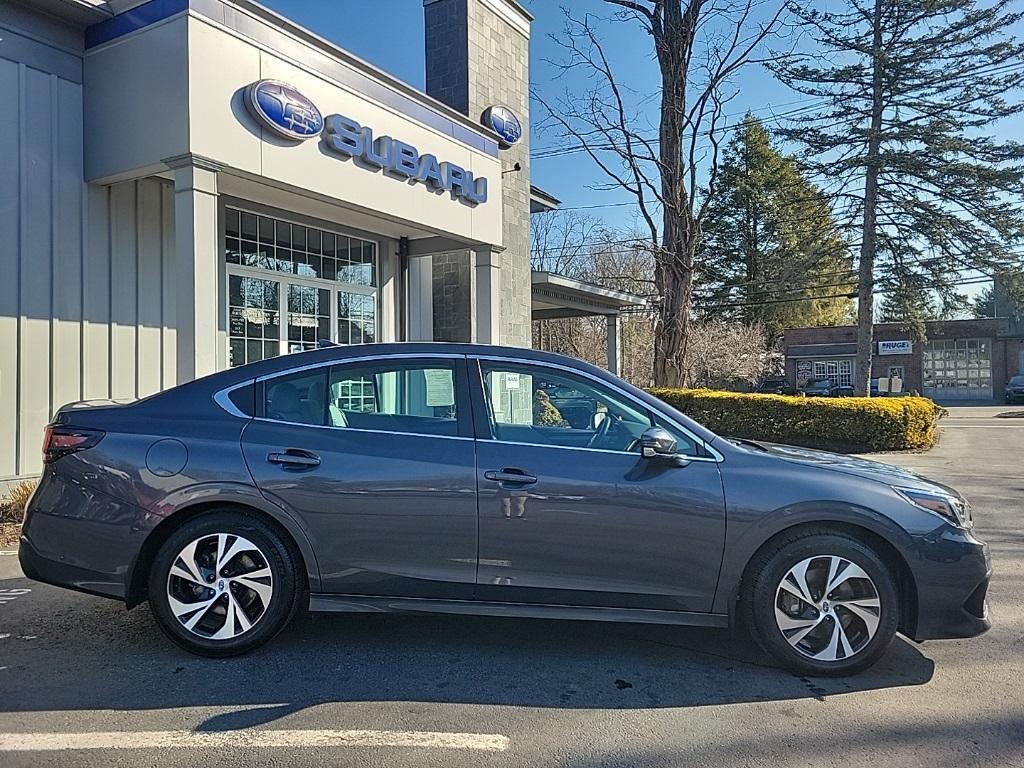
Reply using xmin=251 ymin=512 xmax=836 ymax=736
xmin=474 ymin=246 xmax=501 ymax=344
xmin=166 ymin=155 xmax=221 ymax=383
xmin=425 ymin=0 xmax=532 ymax=346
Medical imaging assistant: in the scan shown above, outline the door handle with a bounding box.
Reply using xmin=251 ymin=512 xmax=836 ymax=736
xmin=267 ymin=450 xmax=321 ymax=468
xmin=484 ymin=468 xmax=538 ymax=485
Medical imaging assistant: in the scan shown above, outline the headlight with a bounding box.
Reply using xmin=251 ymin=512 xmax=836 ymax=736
xmin=894 ymin=486 xmax=971 ymax=528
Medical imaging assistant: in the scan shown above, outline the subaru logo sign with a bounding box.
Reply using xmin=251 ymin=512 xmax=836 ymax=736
xmin=482 ymin=105 xmax=522 ymax=148
xmin=245 ymin=79 xmax=324 ymax=141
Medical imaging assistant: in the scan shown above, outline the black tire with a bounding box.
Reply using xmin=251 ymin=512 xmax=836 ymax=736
xmin=741 ymin=529 xmax=899 ymax=676
xmin=148 ymin=510 xmax=301 ymax=657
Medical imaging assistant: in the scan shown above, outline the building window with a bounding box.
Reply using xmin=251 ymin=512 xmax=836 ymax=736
xmin=812 ymin=359 xmax=852 ymax=387
xmin=224 ymin=207 xmax=378 ymax=367
xmin=228 ymin=274 xmax=281 ymax=366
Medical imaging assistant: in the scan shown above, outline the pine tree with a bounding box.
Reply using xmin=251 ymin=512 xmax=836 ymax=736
xmin=770 ymin=0 xmax=1024 ymax=394
xmin=973 ymin=271 xmax=1024 ymax=333
xmin=701 ymin=115 xmax=854 ymax=343
xmin=876 ymin=275 xmax=937 ymax=338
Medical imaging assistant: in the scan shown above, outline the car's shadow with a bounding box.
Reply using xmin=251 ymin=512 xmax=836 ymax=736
xmin=0 ymin=575 xmax=934 ymax=722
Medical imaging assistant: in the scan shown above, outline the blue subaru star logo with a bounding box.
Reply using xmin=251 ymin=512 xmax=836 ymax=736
xmin=482 ymin=105 xmax=522 ymax=148
xmin=245 ymin=79 xmax=324 ymax=141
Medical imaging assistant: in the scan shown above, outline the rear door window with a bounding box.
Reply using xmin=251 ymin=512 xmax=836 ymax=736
xmin=327 ymin=360 xmax=464 ymax=437
xmin=264 ymin=369 xmax=328 ymax=425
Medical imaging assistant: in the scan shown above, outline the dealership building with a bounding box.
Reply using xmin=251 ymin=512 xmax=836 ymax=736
xmin=1 ymin=0 xmax=555 ymax=482
xmin=784 ymin=318 xmax=1024 ymax=401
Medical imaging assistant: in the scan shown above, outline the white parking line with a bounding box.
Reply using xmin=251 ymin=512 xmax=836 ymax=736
xmin=0 ymin=589 xmax=30 ymax=607
xmin=0 ymin=729 xmax=511 ymax=753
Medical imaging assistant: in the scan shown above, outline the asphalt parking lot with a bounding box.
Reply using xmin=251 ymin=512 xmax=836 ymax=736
xmin=1 ymin=406 xmax=1022 ymax=767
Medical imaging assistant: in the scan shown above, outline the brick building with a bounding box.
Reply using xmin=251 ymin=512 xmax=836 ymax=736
xmin=784 ymin=319 xmax=1024 ymax=402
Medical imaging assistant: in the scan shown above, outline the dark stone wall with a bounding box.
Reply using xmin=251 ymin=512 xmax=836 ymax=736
xmin=424 ymin=0 xmax=469 ymax=114
xmin=431 ymin=252 xmax=472 ymax=342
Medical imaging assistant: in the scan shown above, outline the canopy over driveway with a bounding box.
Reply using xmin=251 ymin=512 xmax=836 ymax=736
xmin=531 ymin=271 xmax=647 ymax=375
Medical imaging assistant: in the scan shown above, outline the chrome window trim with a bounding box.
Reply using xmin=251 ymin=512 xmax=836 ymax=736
xmin=472 ymin=354 xmax=725 ymax=463
xmin=213 ymin=380 xmax=255 ymax=419
xmin=483 ymin=438 xmax=721 ymax=462
xmin=252 ymin=352 xmax=467 ymax=383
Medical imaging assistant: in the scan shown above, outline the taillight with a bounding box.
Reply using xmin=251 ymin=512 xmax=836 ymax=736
xmin=42 ymin=425 xmax=105 ymax=464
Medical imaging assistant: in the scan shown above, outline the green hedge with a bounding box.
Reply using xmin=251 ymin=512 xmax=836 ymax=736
xmin=647 ymin=388 xmax=944 ymax=452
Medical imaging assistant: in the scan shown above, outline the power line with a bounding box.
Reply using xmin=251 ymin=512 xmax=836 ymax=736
xmin=531 ymin=59 xmax=1024 ymax=162
xmin=530 ymin=96 xmax=832 ymax=158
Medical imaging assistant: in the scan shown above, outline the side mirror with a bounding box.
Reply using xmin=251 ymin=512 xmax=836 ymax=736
xmin=640 ymin=427 xmax=688 ymax=466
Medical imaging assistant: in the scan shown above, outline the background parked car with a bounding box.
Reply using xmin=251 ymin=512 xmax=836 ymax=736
xmin=799 ymin=377 xmax=840 ymax=397
xmin=755 ymin=377 xmax=797 ymax=395
xmin=1005 ymin=375 xmax=1024 ymax=404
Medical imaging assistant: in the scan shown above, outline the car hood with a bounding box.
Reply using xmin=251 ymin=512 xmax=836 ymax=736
xmin=730 ymin=439 xmax=961 ymax=498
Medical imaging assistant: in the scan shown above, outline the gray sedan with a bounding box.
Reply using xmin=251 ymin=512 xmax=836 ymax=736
xmin=19 ymin=344 xmax=990 ymax=676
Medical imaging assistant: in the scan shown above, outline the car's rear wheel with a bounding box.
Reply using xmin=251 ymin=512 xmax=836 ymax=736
xmin=148 ymin=511 xmax=300 ymax=657
xmin=742 ymin=530 xmax=899 ymax=676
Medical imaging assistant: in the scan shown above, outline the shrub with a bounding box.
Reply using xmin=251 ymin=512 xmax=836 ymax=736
xmin=647 ymin=389 xmax=943 ymax=452
xmin=0 ymin=480 xmax=37 ymax=525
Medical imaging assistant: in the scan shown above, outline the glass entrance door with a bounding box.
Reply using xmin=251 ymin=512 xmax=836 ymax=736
xmin=287 ymin=285 xmax=331 ymax=354
xmin=224 ymin=207 xmax=379 ymax=368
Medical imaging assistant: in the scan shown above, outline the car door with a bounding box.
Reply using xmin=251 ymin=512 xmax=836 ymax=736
xmin=470 ymin=357 xmax=727 ymax=613
xmin=242 ymin=354 xmax=478 ymax=598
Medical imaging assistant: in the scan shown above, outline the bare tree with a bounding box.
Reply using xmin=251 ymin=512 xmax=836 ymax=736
xmin=681 ymin=319 xmax=773 ymax=388
xmin=535 ymin=1 xmax=785 ymax=386
xmin=531 ymin=210 xmax=605 ymax=275
xmin=531 ymin=212 xmax=657 ymax=384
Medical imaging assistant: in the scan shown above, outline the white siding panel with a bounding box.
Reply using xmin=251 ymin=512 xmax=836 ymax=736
xmin=82 ymin=185 xmax=111 ymax=402
xmin=109 ymin=182 xmax=137 ymax=400
xmin=136 ymin=179 xmax=163 ymax=397
xmin=0 ymin=60 xmax=20 ymax=477
xmin=2 ymin=28 xmax=179 ymax=480
xmin=18 ymin=67 xmax=54 ymax=476
xmin=161 ymin=184 xmax=176 ymax=388
xmin=52 ymin=78 xmax=84 ymax=415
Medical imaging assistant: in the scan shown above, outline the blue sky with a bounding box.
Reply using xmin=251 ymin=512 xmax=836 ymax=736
xmin=261 ymin=0 xmax=1022 ymax=301
xmin=261 ymin=0 xmax=803 ymax=229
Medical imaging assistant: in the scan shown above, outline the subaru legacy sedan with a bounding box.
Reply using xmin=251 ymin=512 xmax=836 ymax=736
xmin=19 ymin=344 xmax=990 ymax=676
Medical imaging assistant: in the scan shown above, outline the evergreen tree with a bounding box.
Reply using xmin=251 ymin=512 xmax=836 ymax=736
xmin=701 ymin=115 xmax=854 ymax=343
xmin=770 ymin=0 xmax=1024 ymax=394
xmin=973 ymin=271 xmax=1024 ymax=333
xmin=876 ymin=275 xmax=937 ymax=338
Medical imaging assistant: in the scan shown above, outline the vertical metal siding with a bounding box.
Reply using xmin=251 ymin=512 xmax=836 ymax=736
xmin=0 ymin=60 xmax=21 ymax=478
xmin=0 ymin=62 xmax=177 ymax=479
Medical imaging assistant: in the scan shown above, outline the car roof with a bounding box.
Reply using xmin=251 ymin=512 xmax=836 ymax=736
xmin=180 ymin=342 xmax=625 ymax=394
xmin=148 ymin=342 xmax=723 ymax=447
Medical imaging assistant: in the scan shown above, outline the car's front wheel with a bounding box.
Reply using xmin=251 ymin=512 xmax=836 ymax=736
xmin=742 ymin=530 xmax=899 ymax=676
xmin=148 ymin=511 xmax=300 ymax=657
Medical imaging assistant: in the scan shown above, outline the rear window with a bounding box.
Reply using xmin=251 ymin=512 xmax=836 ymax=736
xmin=261 ymin=359 xmax=462 ymax=438
xmin=227 ymin=382 xmax=256 ymax=417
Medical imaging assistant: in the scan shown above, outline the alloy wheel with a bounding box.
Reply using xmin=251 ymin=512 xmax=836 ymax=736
xmin=774 ymin=554 xmax=881 ymax=662
xmin=165 ymin=533 xmax=273 ymax=640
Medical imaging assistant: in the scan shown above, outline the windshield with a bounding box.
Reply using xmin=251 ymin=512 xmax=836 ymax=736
xmin=1010 ymin=376 xmax=1024 ymax=386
